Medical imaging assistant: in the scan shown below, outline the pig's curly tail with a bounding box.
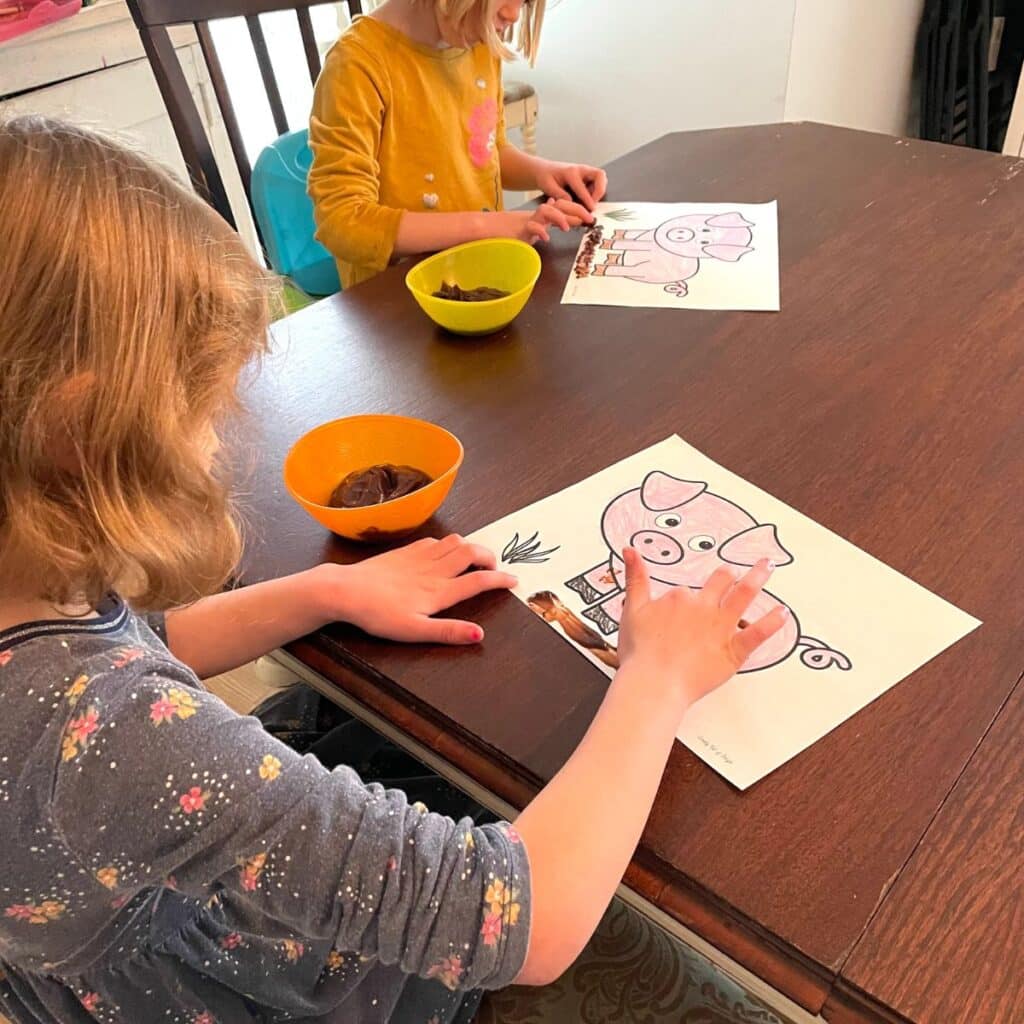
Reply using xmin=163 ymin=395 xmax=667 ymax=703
xmin=797 ymin=636 xmax=852 ymax=671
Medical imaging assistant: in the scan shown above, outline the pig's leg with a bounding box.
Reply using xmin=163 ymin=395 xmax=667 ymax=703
xmin=608 ymin=239 xmax=656 ymax=253
xmin=596 ymin=262 xmax=650 ymax=279
xmin=592 ymin=252 xmax=631 ymax=277
xmin=582 ymin=590 xmax=626 ymax=636
xmin=566 ymin=562 xmax=619 ymax=604
xmin=601 ymin=230 xmax=638 ymax=250
xmin=622 ymin=250 xmax=657 ymax=267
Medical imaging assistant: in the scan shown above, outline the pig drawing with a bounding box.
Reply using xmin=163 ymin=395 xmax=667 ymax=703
xmin=565 ymin=472 xmax=851 ymax=673
xmin=591 ymin=212 xmax=755 ymax=296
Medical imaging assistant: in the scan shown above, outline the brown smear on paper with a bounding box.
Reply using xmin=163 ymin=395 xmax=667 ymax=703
xmin=527 ymin=590 xmax=620 ymax=670
xmin=573 ymin=225 xmax=604 ymax=279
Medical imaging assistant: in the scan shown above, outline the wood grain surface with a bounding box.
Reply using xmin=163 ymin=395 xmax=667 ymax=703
xmin=237 ymin=124 xmax=1024 ymax=1020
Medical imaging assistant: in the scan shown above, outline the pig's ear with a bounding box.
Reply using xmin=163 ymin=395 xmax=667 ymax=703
xmin=719 ymin=524 xmax=793 ymax=567
xmin=702 ymin=244 xmax=754 ymax=262
xmin=707 ymin=212 xmax=754 ymax=229
xmin=640 ymin=472 xmax=707 ymax=511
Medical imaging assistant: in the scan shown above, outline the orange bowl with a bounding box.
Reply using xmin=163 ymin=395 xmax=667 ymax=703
xmin=283 ymin=415 xmax=464 ymax=542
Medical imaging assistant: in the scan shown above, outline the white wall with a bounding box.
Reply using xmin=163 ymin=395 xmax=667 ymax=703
xmin=513 ymin=0 xmax=798 ymax=167
xmin=784 ymin=0 xmax=924 ymax=135
xmin=210 ymin=0 xmax=925 ymax=186
xmin=511 ymin=0 xmax=925 ymax=171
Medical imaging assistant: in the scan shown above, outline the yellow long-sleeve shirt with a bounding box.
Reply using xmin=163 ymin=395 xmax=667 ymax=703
xmin=309 ymin=16 xmax=508 ymax=289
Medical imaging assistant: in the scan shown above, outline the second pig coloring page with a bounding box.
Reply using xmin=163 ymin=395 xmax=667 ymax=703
xmin=468 ymin=437 xmax=980 ymax=790
xmin=563 ymin=201 xmax=781 ymax=311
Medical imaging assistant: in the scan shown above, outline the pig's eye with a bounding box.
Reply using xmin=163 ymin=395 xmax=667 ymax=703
xmin=688 ymin=535 xmax=716 ymax=552
xmin=655 ymin=513 xmax=682 ymax=529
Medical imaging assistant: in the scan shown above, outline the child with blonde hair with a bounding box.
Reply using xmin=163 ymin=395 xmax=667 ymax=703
xmin=0 ymin=116 xmax=785 ymax=1024
xmin=310 ymin=0 xmax=608 ymax=288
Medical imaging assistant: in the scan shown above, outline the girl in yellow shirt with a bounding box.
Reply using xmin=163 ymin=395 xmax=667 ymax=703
xmin=309 ymin=0 xmax=608 ymax=288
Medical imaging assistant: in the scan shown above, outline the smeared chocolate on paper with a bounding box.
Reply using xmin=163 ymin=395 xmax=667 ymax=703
xmin=527 ymin=590 xmax=620 ymax=670
xmin=573 ymin=224 xmax=604 ymax=279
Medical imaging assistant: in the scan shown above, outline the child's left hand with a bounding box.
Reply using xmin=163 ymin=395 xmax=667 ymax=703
xmin=324 ymin=535 xmax=516 ymax=645
xmin=535 ymin=160 xmax=608 ymax=212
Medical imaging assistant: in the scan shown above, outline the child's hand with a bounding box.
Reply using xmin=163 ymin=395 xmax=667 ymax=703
xmin=616 ymin=548 xmax=788 ymax=706
xmin=534 ymin=160 xmax=608 ymax=212
xmin=507 ymin=199 xmax=592 ymax=244
xmin=325 ymin=536 xmax=516 ymax=645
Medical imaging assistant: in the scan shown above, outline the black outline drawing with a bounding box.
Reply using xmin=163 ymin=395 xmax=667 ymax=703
xmin=590 ymin=210 xmax=756 ymax=298
xmin=563 ymin=471 xmax=852 ymax=674
xmin=501 ymin=531 xmax=560 ymax=565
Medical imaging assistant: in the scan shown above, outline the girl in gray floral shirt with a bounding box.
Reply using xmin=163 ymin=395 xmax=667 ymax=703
xmin=0 ymin=601 xmax=526 ymax=1024
xmin=0 ymin=115 xmax=785 ymax=1024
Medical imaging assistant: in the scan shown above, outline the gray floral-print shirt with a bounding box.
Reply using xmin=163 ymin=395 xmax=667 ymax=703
xmin=0 ymin=598 xmax=530 ymax=1023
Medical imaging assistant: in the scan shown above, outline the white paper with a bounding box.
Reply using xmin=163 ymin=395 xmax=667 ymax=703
xmin=561 ymin=201 xmax=780 ymax=311
xmin=468 ymin=437 xmax=980 ymax=789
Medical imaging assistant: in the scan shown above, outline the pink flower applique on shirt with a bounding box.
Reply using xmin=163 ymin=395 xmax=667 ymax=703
xmin=468 ymin=98 xmax=498 ymax=168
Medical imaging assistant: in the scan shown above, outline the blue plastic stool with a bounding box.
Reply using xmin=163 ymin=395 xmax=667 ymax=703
xmin=251 ymin=128 xmax=341 ymax=298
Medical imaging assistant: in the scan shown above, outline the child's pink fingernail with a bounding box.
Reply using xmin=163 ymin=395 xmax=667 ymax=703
xmin=472 ymin=627 xmax=484 ymax=642
xmin=780 ymin=606 xmax=790 ymax=619
xmin=766 ymin=560 xmax=776 ymax=571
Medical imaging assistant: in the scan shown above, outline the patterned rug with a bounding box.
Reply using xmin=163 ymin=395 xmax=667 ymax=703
xmin=475 ymin=899 xmax=791 ymax=1024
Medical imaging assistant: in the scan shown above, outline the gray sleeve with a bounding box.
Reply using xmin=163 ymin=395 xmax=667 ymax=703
xmin=52 ymin=655 xmax=530 ymax=991
xmin=139 ymin=611 xmax=167 ymax=644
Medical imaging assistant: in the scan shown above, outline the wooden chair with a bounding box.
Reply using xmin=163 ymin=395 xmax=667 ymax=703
xmin=125 ymin=0 xmax=359 ymax=230
xmin=503 ymin=78 xmax=539 ymax=156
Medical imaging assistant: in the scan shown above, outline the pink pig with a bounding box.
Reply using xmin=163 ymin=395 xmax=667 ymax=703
xmin=591 ymin=212 xmax=754 ymax=296
xmin=565 ymin=472 xmax=850 ymax=673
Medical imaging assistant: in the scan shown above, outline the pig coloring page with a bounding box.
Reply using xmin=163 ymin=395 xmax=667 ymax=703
xmin=468 ymin=437 xmax=980 ymax=789
xmin=562 ymin=201 xmax=780 ymax=311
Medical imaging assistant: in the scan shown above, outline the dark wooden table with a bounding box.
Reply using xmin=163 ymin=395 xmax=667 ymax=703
xmin=237 ymin=123 xmax=1024 ymax=1024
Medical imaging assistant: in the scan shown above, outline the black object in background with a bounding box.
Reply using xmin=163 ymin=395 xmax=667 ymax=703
xmin=918 ymin=0 xmax=1023 ymax=151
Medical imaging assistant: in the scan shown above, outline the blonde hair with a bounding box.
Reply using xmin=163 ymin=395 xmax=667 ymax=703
xmin=429 ymin=0 xmax=547 ymax=64
xmin=0 ymin=116 xmax=276 ymax=611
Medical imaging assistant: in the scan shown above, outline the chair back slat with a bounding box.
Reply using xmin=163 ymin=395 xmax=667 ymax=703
xmin=296 ymin=7 xmax=321 ymax=84
xmin=133 ymin=19 xmax=237 ymax=227
xmin=127 ymin=0 xmax=360 ymax=231
xmin=132 ymin=0 xmax=327 ymax=26
xmin=246 ymin=14 xmax=290 ymax=137
xmin=195 ymin=22 xmax=254 ymax=203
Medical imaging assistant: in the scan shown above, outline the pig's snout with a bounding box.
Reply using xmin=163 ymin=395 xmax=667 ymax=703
xmin=665 ymin=227 xmax=695 ymax=244
xmin=630 ymin=531 xmax=684 ymax=565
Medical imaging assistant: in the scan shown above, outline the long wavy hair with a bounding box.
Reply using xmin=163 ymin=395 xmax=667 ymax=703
xmin=0 ymin=116 xmax=276 ymax=611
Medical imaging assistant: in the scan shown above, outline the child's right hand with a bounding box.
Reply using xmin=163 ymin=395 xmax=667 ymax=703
xmin=502 ymin=198 xmax=595 ymax=244
xmin=512 ymin=547 xmax=788 ymax=987
xmin=616 ymin=547 xmax=789 ymax=707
